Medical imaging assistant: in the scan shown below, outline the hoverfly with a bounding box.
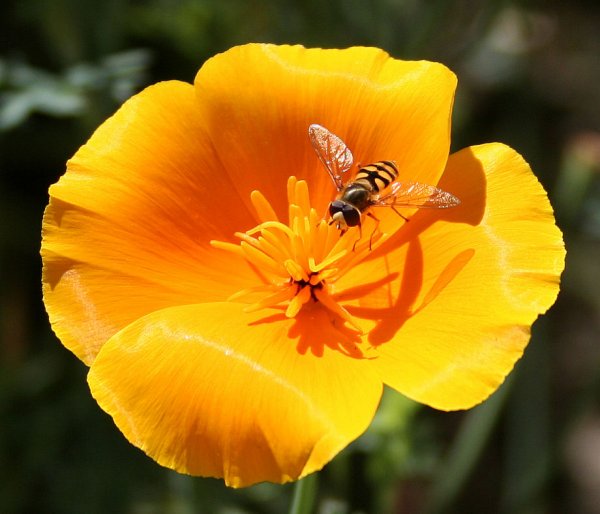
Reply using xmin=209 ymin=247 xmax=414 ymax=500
xmin=308 ymin=123 xmax=460 ymax=241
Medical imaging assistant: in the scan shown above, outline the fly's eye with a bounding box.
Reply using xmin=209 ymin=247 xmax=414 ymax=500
xmin=329 ymin=201 xmax=360 ymax=227
xmin=329 ymin=200 xmax=345 ymax=217
xmin=343 ymin=205 xmax=361 ymax=227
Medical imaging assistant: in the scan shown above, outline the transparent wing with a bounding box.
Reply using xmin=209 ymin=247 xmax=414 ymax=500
xmin=308 ymin=124 xmax=353 ymax=191
xmin=374 ymin=181 xmax=461 ymax=209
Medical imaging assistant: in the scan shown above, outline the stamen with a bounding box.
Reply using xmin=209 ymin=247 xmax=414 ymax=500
xmin=249 ymin=221 xmax=296 ymax=241
xmin=312 ymin=219 xmax=330 ymax=264
xmin=250 ymin=190 xmax=279 ymax=223
xmin=291 ymin=227 xmax=310 ymax=270
xmin=308 ymin=249 xmax=347 ymax=273
xmin=328 ymin=228 xmax=357 ymax=258
xmin=240 ymin=242 xmax=288 ymax=278
xmin=293 ymin=179 xmax=311 ymax=215
xmin=313 ymin=288 xmax=364 ymax=334
xmin=286 ymin=176 xmax=298 ymax=207
xmin=234 ymin=231 xmax=261 ymax=247
xmin=256 ymin=235 xmax=289 ymax=264
xmin=210 ymin=240 xmax=245 ymax=257
xmin=228 ymin=283 xmax=283 ymax=302
xmin=260 ymin=229 xmax=295 ymax=262
xmin=286 ymin=285 xmax=311 ymax=318
xmin=317 ymin=268 xmax=338 ymax=282
xmin=309 ymin=273 xmax=322 ymax=286
xmin=284 ymin=259 xmax=309 ymax=283
xmin=244 ymin=286 xmax=296 ymax=312
xmin=211 ymin=176 xmax=370 ymax=339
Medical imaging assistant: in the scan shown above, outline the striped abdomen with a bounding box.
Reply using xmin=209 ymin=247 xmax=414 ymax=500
xmin=354 ymin=161 xmax=398 ymax=193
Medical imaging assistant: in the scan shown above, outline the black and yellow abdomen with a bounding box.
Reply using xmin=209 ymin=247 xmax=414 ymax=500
xmin=353 ymin=161 xmax=398 ymax=193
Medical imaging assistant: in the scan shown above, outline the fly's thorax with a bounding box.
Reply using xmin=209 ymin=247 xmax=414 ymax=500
xmin=339 ymin=183 xmax=372 ymax=211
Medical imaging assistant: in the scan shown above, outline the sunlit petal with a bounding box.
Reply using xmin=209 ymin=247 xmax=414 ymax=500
xmin=42 ymin=81 xmax=258 ymax=363
xmin=88 ymin=302 xmax=382 ymax=487
xmin=348 ymin=143 xmax=565 ymax=409
xmin=194 ymin=44 xmax=457 ymax=215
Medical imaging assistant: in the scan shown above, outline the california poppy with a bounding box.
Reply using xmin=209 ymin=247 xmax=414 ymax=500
xmin=42 ymin=44 xmax=565 ymax=487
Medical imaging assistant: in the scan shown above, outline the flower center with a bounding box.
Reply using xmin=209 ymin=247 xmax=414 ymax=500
xmin=211 ymin=176 xmax=381 ymax=332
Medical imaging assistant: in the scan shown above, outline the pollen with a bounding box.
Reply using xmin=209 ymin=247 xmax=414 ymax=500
xmin=211 ymin=177 xmax=380 ymax=333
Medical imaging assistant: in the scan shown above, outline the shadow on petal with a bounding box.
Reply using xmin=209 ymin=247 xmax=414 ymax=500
xmin=248 ymin=305 xmax=366 ymax=359
xmin=341 ymin=148 xmax=487 ymax=346
xmin=435 ymin=146 xmax=488 ymax=226
xmin=42 ymin=255 xmax=75 ymax=291
xmin=348 ymin=238 xmax=423 ymax=345
xmin=367 ymin=146 xmax=487 ymax=257
xmin=333 ymin=271 xmax=400 ymax=303
xmin=413 ymin=248 xmax=475 ymax=314
xmin=292 ymin=306 xmax=367 ymax=358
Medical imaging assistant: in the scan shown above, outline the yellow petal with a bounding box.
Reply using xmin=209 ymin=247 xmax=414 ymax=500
xmin=42 ymin=81 xmax=258 ymax=364
xmin=194 ymin=44 xmax=457 ymax=215
xmin=340 ymin=143 xmax=565 ymax=410
xmin=87 ymin=302 xmax=382 ymax=487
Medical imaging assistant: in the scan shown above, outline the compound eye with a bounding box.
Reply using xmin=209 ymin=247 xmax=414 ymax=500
xmin=329 ymin=200 xmax=345 ymax=217
xmin=343 ymin=205 xmax=361 ymax=227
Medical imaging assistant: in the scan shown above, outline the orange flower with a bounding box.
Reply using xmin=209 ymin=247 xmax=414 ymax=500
xmin=41 ymin=44 xmax=565 ymax=487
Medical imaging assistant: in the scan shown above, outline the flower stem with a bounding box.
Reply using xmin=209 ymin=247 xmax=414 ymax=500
xmin=289 ymin=473 xmax=318 ymax=514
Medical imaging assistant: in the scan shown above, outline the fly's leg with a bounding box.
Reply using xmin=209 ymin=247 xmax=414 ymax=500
xmin=390 ymin=205 xmax=410 ymax=222
xmin=352 ymin=223 xmax=363 ymax=252
xmin=365 ymin=211 xmax=380 ymax=251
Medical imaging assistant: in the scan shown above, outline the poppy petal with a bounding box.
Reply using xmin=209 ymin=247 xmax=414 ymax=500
xmin=194 ymin=44 xmax=457 ymax=214
xmin=87 ymin=302 xmax=382 ymax=487
xmin=42 ymin=81 xmax=258 ymax=364
xmin=346 ymin=143 xmax=565 ymax=410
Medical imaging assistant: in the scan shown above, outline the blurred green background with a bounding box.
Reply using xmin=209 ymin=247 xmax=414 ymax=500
xmin=1 ymin=0 xmax=599 ymax=513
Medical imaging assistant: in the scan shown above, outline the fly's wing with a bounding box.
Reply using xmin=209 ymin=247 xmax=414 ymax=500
xmin=308 ymin=124 xmax=353 ymax=191
xmin=375 ymin=181 xmax=461 ymax=208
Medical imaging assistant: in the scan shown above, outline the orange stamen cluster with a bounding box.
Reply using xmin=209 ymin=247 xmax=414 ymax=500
xmin=211 ymin=177 xmax=381 ymax=332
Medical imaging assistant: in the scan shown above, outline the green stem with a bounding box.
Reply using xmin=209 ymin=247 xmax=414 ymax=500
xmin=289 ymin=473 xmax=318 ymax=514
